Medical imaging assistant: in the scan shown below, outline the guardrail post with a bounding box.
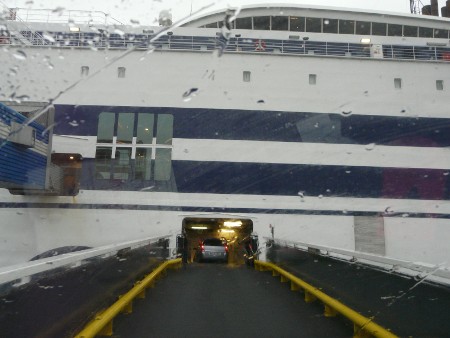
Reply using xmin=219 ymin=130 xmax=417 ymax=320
xmin=324 ymin=304 xmax=337 ymax=317
xmin=353 ymin=324 xmax=371 ymax=338
xmin=272 ymin=270 xmax=280 ymax=277
xmin=280 ymin=275 xmax=289 ymax=283
xmin=290 ymin=281 xmax=300 ymax=291
xmin=304 ymin=291 xmax=317 ymax=303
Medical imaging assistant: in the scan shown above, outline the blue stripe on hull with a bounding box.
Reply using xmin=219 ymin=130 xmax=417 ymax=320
xmin=0 ymin=202 xmax=448 ymax=219
xmin=54 ymin=105 xmax=450 ymax=147
xmin=79 ymin=160 xmax=449 ymax=200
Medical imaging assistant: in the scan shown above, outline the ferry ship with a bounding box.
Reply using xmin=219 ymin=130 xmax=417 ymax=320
xmin=0 ymin=4 xmax=449 ymax=276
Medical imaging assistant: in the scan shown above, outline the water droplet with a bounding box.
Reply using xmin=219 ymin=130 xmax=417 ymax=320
xmin=130 ymin=19 xmax=140 ymax=25
xmin=257 ymin=99 xmax=265 ymax=104
xmin=443 ymin=172 xmax=449 ymax=176
xmin=326 ymin=189 xmax=331 ymax=193
xmin=345 ymin=170 xmax=351 ymax=174
xmin=15 ymin=95 xmax=30 ymax=102
xmin=318 ymin=194 xmax=323 ymax=199
xmin=69 ymin=120 xmax=79 ymax=127
xmin=384 ymin=206 xmax=394 ymax=214
xmin=297 ymin=191 xmax=304 ymax=198
xmin=13 ymin=50 xmax=27 ymax=60
xmin=401 ymin=213 xmax=409 ymax=218
xmin=114 ymin=29 xmax=125 ymax=37
xmin=43 ymin=33 xmax=55 ymax=43
xmin=16 ymin=211 xmax=24 ymax=215
xmin=342 ymin=210 xmax=348 ymax=214
xmin=365 ymin=143 xmax=376 ymax=151
xmin=182 ymin=88 xmax=198 ymax=102
xmin=25 ymin=0 xmax=34 ymax=5
xmin=341 ymin=110 xmax=352 ymax=116
xmin=183 ymin=149 xmax=189 ymax=153
xmin=52 ymin=6 xmax=65 ymax=15
xmin=314 ymin=123 xmax=319 ymax=128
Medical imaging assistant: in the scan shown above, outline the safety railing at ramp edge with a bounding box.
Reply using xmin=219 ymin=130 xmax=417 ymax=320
xmin=75 ymin=258 xmax=182 ymax=338
xmin=0 ymin=235 xmax=171 ymax=285
xmin=254 ymin=260 xmax=397 ymax=338
xmin=264 ymin=237 xmax=450 ymax=286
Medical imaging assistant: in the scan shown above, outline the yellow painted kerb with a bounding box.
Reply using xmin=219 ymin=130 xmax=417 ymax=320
xmin=254 ymin=260 xmax=398 ymax=338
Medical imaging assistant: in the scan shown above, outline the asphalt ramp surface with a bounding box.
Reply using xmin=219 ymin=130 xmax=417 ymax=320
xmin=113 ymin=263 xmax=352 ymax=338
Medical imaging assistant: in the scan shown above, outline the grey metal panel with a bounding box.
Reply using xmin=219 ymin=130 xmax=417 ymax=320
xmin=354 ymin=216 xmax=385 ymax=255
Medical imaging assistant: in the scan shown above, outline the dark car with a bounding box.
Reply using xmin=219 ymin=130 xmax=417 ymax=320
xmin=196 ymin=238 xmax=228 ymax=263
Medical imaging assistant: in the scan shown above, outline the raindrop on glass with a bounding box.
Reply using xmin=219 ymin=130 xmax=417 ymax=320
xmin=114 ymin=29 xmax=125 ymax=37
xmin=318 ymin=194 xmax=323 ymax=199
xmin=13 ymin=50 xmax=27 ymax=60
xmin=69 ymin=120 xmax=79 ymax=127
xmin=341 ymin=110 xmax=352 ymax=117
xmin=365 ymin=143 xmax=376 ymax=151
xmin=182 ymin=87 xmax=198 ymax=102
xmin=43 ymin=33 xmax=55 ymax=43
xmin=257 ymin=99 xmax=265 ymax=104
xmin=52 ymin=6 xmax=65 ymax=15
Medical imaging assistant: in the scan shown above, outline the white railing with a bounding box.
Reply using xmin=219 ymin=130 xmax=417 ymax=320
xmin=266 ymin=237 xmax=450 ymax=285
xmin=0 ymin=235 xmax=170 ymax=285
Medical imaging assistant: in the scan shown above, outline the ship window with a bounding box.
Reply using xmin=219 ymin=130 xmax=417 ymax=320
xmin=339 ymin=20 xmax=355 ymax=34
xmin=290 ymin=16 xmax=305 ymax=32
xmin=436 ymin=80 xmax=444 ymax=90
xmin=113 ymin=148 xmax=131 ymax=180
xmin=323 ymin=19 xmax=338 ymax=33
xmin=219 ymin=20 xmax=234 ymax=29
xmin=372 ymin=22 xmax=387 ymax=36
xmin=394 ymin=78 xmax=402 ymax=89
xmin=117 ymin=113 xmax=134 ymax=144
xmin=434 ymin=28 xmax=448 ymax=39
xmin=403 ymin=25 xmax=418 ymax=37
xmin=243 ymin=71 xmax=251 ymax=82
xmin=235 ymin=17 xmax=252 ymax=30
xmin=156 ymin=114 xmax=174 ymax=145
xmin=419 ymin=27 xmax=433 ymax=38
xmin=154 ymin=148 xmax=172 ymax=181
xmin=81 ymin=66 xmax=89 ymax=76
xmin=137 ymin=113 xmax=154 ymax=144
xmin=271 ymin=16 xmax=288 ymax=31
xmin=253 ymin=16 xmax=270 ymax=30
xmin=355 ymin=21 xmax=371 ymax=35
xmin=388 ymin=24 xmax=402 ymax=37
xmin=97 ymin=112 xmax=115 ymax=143
xmin=95 ymin=113 xmax=173 ymax=183
xmin=205 ymin=22 xmax=218 ymax=28
xmin=118 ymin=66 xmax=126 ymax=78
xmin=95 ymin=147 xmax=112 ymax=179
xmin=309 ymin=74 xmax=317 ymax=85
xmin=135 ymin=148 xmax=152 ymax=180
xmin=306 ymin=17 xmax=321 ymax=33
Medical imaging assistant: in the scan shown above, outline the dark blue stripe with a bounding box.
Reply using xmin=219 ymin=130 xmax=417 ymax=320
xmin=54 ymin=105 xmax=450 ymax=147
xmin=79 ymin=159 xmax=450 ymax=201
xmin=0 ymin=202 xmax=448 ymax=219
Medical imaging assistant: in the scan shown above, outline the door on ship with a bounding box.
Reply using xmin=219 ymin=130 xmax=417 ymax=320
xmin=180 ymin=217 xmax=255 ymax=265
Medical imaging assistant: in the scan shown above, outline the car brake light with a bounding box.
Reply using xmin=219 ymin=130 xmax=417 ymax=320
xmin=201 ymin=245 xmax=205 ymax=252
xmin=225 ymin=245 xmax=228 ymax=252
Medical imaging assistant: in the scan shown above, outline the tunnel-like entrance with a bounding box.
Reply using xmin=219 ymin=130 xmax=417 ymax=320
xmin=178 ymin=217 xmax=256 ymax=265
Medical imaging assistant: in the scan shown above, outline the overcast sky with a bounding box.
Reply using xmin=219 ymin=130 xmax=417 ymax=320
xmin=1 ymin=0 xmax=445 ymax=25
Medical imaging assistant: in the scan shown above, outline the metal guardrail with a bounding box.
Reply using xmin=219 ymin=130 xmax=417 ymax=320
xmin=264 ymin=237 xmax=450 ymax=285
xmin=254 ymin=260 xmax=398 ymax=338
xmin=0 ymin=235 xmax=170 ymax=285
xmin=1 ymin=30 xmax=450 ymax=62
xmin=75 ymin=258 xmax=182 ymax=338
xmin=6 ymin=8 xmax=123 ymax=25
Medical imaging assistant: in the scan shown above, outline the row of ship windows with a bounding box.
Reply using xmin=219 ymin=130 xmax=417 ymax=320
xmin=202 ymin=16 xmax=449 ymax=39
xmin=95 ymin=112 xmax=173 ymax=181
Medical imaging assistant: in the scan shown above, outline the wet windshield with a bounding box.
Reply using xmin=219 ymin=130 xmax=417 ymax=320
xmin=0 ymin=0 xmax=449 ymax=337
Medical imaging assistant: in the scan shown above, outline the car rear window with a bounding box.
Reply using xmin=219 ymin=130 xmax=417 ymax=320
xmin=203 ymin=238 xmax=223 ymax=246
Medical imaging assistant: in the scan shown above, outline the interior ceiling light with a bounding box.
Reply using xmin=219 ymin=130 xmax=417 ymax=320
xmin=69 ymin=26 xmax=80 ymax=32
xmin=191 ymin=226 xmax=208 ymax=230
xmin=360 ymin=38 xmax=371 ymax=44
xmin=220 ymin=229 xmax=235 ymax=233
xmin=224 ymin=220 xmax=242 ymax=228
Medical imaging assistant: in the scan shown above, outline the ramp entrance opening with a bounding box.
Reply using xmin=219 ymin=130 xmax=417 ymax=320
xmin=179 ymin=218 xmax=254 ymax=265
